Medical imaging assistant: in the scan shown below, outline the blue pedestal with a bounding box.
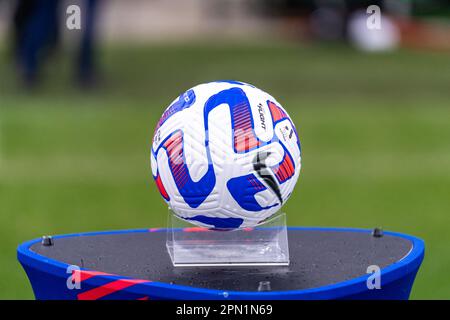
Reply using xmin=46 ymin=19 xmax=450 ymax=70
xmin=17 ymin=227 xmax=424 ymax=300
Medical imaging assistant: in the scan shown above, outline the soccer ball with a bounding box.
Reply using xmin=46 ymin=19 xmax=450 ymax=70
xmin=151 ymin=81 xmax=301 ymax=229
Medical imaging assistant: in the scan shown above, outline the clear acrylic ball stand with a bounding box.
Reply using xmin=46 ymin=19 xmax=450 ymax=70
xmin=166 ymin=208 xmax=290 ymax=267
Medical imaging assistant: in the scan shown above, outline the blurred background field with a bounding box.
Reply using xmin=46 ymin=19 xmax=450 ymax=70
xmin=1 ymin=0 xmax=450 ymax=299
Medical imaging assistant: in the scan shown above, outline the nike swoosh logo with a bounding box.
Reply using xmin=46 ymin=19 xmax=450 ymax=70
xmin=253 ymin=151 xmax=283 ymax=205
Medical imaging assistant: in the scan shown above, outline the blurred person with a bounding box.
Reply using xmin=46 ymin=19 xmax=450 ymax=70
xmin=76 ymin=0 xmax=100 ymax=88
xmin=12 ymin=0 xmax=60 ymax=87
xmin=11 ymin=0 xmax=100 ymax=88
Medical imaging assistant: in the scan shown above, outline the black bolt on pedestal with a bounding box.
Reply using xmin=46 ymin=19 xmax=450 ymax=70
xmin=41 ymin=236 xmax=53 ymax=246
xmin=372 ymin=227 xmax=384 ymax=238
xmin=258 ymin=281 xmax=271 ymax=292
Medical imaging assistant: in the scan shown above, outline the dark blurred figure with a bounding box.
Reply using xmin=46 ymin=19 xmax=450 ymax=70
xmin=12 ymin=0 xmax=100 ymax=89
xmin=77 ymin=0 xmax=100 ymax=88
xmin=13 ymin=0 xmax=60 ymax=87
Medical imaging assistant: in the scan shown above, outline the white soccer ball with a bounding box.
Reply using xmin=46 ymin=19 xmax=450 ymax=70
xmin=151 ymin=81 xmax=301 ymax=229
xmin=348 ymin=11 xmax=400 ymax=52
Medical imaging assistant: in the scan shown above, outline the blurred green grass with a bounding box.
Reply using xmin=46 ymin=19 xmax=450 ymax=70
xmin=1 ymin=42 xmax=450 ymax=299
